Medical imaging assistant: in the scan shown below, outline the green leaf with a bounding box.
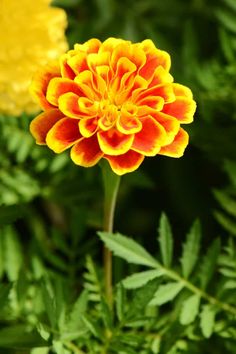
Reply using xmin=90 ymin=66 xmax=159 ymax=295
xmin=127 ymin=278 xmax=160 ymax=319
xmin=67 ymin=290 xmax=88 ymax=332
xmin=0 ymin=205 xmax=24 ymax=226
xmin=180 ymin=220 xmax=201 ymax=278
xmin=3 ymin=226 xmax=23 ymax=281
xmin=82 ymin=315 xmax=102 ymax=339
xmin=0 ymin=325 xmax=47 ymax=348
xmin=200 ymin=305 xmax=216 ymax=338
xmin=214 ymin=210 xmax=236 ymax=237
xmin=116 ymin=283 xmax=126 ymax=322
xmin=158 ymin=213 xmax=173 ymax=268
xmin=122 ymin=269 xmax=165 ymax=289
xmin=214 ymin=190 xmax=236 ymax=217
xmin=98 ymin=232 xmax=158 ymax=268
xmin=179 ymin=294 xmax=200 ymax=325
xmin=0 ymin=283 xmax=12 ymax=309
xmin=200 ymin=238 xmax=221 ymax=290
xmin=149 ymin=282 xmax=184 ymax=306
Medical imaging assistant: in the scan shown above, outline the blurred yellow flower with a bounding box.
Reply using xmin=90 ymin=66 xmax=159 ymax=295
xmin=0 ymin=0 xmax=68 ymax=116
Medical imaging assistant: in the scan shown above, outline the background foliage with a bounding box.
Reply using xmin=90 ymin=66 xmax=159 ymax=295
xmin=0 ymin=0 xmax=236 ymax=353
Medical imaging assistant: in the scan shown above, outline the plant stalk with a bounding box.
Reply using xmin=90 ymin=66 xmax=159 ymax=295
xmin=101 ymin=161 xmax=121 ymax=308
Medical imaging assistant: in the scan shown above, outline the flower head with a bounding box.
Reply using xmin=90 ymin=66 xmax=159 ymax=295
xmin=0 ymin=0 xmax=68 ymax=116
xmin=30 ymin=38 xmax=196 ymax=175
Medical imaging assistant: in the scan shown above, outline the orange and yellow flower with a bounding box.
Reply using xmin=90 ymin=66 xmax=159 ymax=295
xmin=30 ymin=38 xmax=196 ymax=175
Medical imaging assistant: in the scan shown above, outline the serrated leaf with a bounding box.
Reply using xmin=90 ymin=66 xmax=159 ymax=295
xmin=179 ymin=294 xmax=200 ymax=325
xmin=180 ymin=220 xmax=201 ymax=278
xmin=149 ymin=282 xmax=184 ymax=306
xmin=200 ymin=238 xmax=221 ymax=290
xmin=200 ymin=305 xmax=216 ymax=338
xmin=158 ymin=213 xmax=173 ymax=268
xmin=122 ymin=269 xmax=165 ymax=289
xmin=98 ymin=232 xmax=158 ymax=268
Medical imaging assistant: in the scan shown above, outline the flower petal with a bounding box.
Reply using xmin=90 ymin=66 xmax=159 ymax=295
xmin=116 ymin=104 xmax=142 ymax=135
xmin=132 ymin=116 xmax=167 ymax=156
xmin=105 ymin=150 xmax=144 ymax=175
xmin=58 ymin=93 xmax=98 ymax=119
xmin=152 ymin=111 xmax=180 ymax=145
xmin=30 ymin=61 xmax=61 ymax=110
xmin=97 ymin=129 xmax=134 ymax=156
xmin=139 ymin=40 xmax=171 ymax=80
xmin=162 ymin=97 xmax=196 ymax=123
xmin=46 ymin=118 xmax=82 ymax=153
xmin=172 ymin=83 xmax=193 ymax=99
xmin=135 ymin=84 xmax=175 ymax=104
xmin=111 ymin=42 xmax=146 ymax=72
xmin=74 ymin=38 xmax=101 ymax=54
xmin=30 ymin=109 xmax=64 ymax=145
xmin=71 ymin=135 xmax=103 ymax=167
xmin=79 ymin=117 xmax=98 ymax=137
xmin=46 ymin=77 xmax=83 ymax=106
xmin=159 ymin=128 xmax=189 ymax=157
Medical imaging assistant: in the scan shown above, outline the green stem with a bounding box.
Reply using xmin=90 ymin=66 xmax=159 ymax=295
xmin=101 ymin=161 xmax=121 ymax=308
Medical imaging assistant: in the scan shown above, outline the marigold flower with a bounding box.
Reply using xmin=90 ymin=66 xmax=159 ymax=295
xmin=30 ymin=38 xmax=196 ymax=175
xmin=0 ymin=0 xmax=68 ymax=116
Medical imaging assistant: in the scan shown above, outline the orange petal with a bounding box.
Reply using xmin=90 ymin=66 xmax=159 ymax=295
xmin=71 ymin=135 xmax=103 ymax=167
xmin=139 ymin=40 xmax=171 ymax=80
xmin=87 ymin=52 xmax=111 ymax=72
xmin=79 ymin=117 xmax=98 ymax=137
xmin=30 ymin=61 xmax=61 ymax=110
xmin=99 ymin=38 xmax=126 ymax=53
xmin=105 ymin=150 xmax=144 ymax=175
xmin=74 ymin=38 xmax=101 ymax=54
xmin=46 ymin=78 xmax=83 ymax=106
xmin=162 ymin=97 xmax=196 ymax=123
xmin=148 ymin=66 xmax=173 ymax=87
xmin=172 ymin=83 xmax=193 ymax=99
xmin=60 ymin=53 xmax=77 ymax=80
xmin=58 ymin=93 xmax=98 ymax=119
xmin=159 ymin=128 xmax=189 ymax=157
xmin=138 ymin=96 xmax=164 ymax=110
xmin=110 ymin=57 xmax=137 ymax=95
xmin=135 ymin=84 xmax=175 ymax=104
xmin=132 ymin=116 xmax=167 ymax=156
xmin=74 ymin=71 xmax=101 ymax=100
xmin=46 ymin=118 xmax=82 ymax=153
xmin=116 ymin=104 xmax=142 ymax=135
xmin=97 ymin=129 xmax=134 ymax=156
xmin=111 ymin=42 xmax=146 ymax=73
xmin=66 ymin=52 xmax=88 ymax=76
xmin=30 ymin=109 xmax=65 ymax=145
xmin=152 ymin=111 xmax=180 ymax=145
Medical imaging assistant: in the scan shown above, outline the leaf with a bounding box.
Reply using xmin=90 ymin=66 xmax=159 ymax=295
xmin=82 ymin=315 xmax=102 ymax=339
xmin=0 ymin=205 xmax=24 ymax=226
xmin=67 ymin=290 xmax=89 ymax=332
xmin=3 ymin=226 xmax=23 ymax=281
xmin=179 ymin=294 xmax=200 ymax=325
xmin=0 ymin=325 xmax=47 ymax=348
xmin=199 ymin=238 xmax=221 ymax=290
xmin=200 ymin=305 xmax=216 ymax=338
xmin=116 ymin=283 xmax=126 ymax=322
xmin=149 ymin=282 xmax=184 ymax=306
xmin=122 ymin=269 xmax=165 ymax=289
xmin=180 ymin=220 xmax=201 ymax=278
xmin=0 ymin=283 xmax=12 ymax=309
xmin=214 ymin=210 xmax=236 ymax=237
xmin=158 ymin=213 xmax=173 ymax=268
xmin=127 ymin=278 xmax=160 ymax=319
xmin=98 ymin=232 xmax=158 ymax=268
xmin=214 ymin=190 xmax=236 ymax=218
